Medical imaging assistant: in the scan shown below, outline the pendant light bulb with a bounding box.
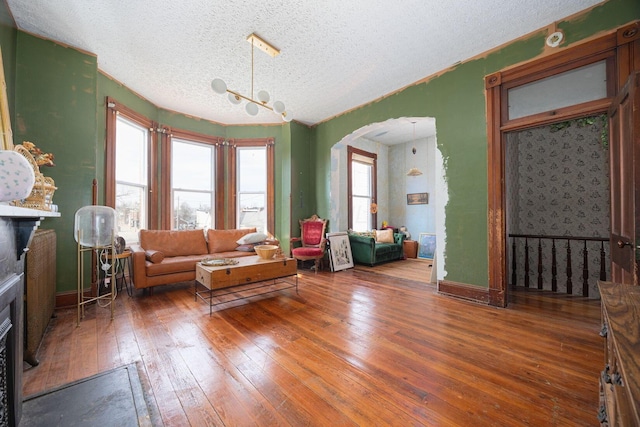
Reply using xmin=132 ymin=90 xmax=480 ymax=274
xmin=273 ymin=101 xmax=285 ymax=114
xmin=211 ymin=78 xmax=227 ymax=95
xmin=245 ymin=102 xmax=259 ymax=116
xmin=227 ymin=92 xmax=242 ymax=105
xmin=257 ymin=90 xmax=270 ymax=104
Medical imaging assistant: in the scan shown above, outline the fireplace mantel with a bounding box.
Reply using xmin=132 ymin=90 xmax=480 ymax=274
xmin=0 ymin=204 xmax=59 ymax=426
xmin=0 ymin=204 xmax=60 ymax=259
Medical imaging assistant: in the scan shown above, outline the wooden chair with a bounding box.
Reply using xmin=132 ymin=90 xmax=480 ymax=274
xmin=291 ymin=214 xmax=327 ymax=271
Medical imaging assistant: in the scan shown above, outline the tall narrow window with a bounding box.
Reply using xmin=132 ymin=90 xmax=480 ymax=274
xmin=229 ymin=138 xmax=274 ymax=234
xmin=106 ymin=98 xmax=155 ymax=244
xmin=113 ymin=116 xmax=149 ymax=243
xmin=348 ymin=146 xmax=377 ymax=231
xmin=171 ymin=138 xmax=216 ymax=230
xmin=237 ymin=146 xmax=267 ymax=232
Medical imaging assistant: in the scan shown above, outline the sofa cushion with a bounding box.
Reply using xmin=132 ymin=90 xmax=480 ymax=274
xmin=140 ymin=229 xmax=208 ymax=257
xmin=207 ymin=228 xmax=256 ymax=253
xmin=292 ymin=247 xmax=324 ymax=257
xmin=375 ymin=229 xmax=394 ymax=243
xmin=145 ymin=255 xmax=202 ymax=277
xmin=375 ymin=243 xmax=399 ymax=255
xmin=145 ymin=249 xmax=165 ymax=263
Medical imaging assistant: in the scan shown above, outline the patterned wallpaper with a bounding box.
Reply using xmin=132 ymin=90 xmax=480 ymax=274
xmin=506 ymin=118 xmax=610 ymax=297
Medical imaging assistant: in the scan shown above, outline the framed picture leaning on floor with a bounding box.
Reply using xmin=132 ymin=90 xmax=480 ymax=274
xmin=418 ymin=233 xmax=436 ymax=260
xmin=326 ymin=232 xmax=354 ymax=272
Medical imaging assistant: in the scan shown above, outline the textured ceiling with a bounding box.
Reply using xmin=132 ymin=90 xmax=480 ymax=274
xmin=7 ymin=0 xmax=602 ymax=129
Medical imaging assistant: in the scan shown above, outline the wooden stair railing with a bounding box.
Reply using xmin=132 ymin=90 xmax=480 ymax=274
xmin=509 ymin=234 xmax=608 ymax=297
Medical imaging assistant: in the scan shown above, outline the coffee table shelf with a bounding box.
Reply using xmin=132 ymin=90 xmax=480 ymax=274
xmin=194 ymin=255 xmax=298 ymax=315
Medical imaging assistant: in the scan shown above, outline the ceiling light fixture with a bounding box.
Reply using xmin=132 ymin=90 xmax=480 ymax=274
xmin=211 ymin=33 xmax=292 ymax=122
xmin=407 ymin=121 xmax=423 ymax=176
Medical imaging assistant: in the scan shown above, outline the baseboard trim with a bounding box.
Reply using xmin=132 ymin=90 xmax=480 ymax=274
xmin=56 ymin=290 xmax=80 ymax=309
xmin=438 ymin=280 xmax=490 ymax=304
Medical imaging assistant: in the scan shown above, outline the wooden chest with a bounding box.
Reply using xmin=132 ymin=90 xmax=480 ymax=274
xmin=196 ymin=256 xmax=297 ymax=290
xmin=598 ymin=281 xmax=640 ymax=426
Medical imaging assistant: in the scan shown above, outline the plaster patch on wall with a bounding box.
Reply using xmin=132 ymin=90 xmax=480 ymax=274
xmin=329 ymin=143 xmax=343 ymax=234
xmin=435 ymin=141 xmax=448 ymax=281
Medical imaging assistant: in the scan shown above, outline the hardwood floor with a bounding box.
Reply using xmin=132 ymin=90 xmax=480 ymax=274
xmin=354 ymin=257 xmax=433 ymax=284
xmin=23 ymin=264 xmax=603 ymax=426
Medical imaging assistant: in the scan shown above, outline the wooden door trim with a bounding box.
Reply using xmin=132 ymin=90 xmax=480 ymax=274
xmin=486 ymin=24 xmax=639 ymax=307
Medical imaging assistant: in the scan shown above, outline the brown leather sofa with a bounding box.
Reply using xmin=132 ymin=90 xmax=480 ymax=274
xmin=130 ymin=228 xmax=258 ymax=291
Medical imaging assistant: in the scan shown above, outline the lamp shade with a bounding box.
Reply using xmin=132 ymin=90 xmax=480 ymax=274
xmin=74 ymin=205 xmax=117 ymax=247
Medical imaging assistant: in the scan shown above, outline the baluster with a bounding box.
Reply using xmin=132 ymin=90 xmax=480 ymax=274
xmin=511 ymin=237 xmax=517 ymax=287
xmin=582 ymin=240 xmax=589 ymax=297
xmin=537 ymin=238 xmax=543 ymax=289
xmin=600 ymin=241 xmax=606 ymax=281
xmin=551 ymin=239 xmax=557 ymax=292
xmin=524 ymin=238 xmax=530 ymax=289
xmin=566 ymin=240 xmax=572 ymax=294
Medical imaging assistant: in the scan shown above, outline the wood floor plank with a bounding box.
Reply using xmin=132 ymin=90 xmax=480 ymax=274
xmin=23 ymin=266 xmax=603 ymax=426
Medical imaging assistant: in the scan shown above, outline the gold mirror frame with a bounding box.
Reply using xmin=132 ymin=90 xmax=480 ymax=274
xmin=0 ymin=47 xmax=13 ymax=150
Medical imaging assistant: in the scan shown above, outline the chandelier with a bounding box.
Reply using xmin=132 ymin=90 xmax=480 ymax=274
xmin=211 ymin=33 xmax=292 ymax=122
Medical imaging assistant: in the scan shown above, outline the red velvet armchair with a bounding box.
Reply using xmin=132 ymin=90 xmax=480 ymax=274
xmin=291 ymin=214 xmax=328 ymax=271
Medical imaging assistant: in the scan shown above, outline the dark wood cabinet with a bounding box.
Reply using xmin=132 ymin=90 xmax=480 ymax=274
xmin=598 ymin=281 xmax=640 ymax=426
xmin=403 ymin=240 xmax=418 ymax=259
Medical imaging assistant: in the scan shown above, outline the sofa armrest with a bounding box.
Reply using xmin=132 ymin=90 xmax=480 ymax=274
xmin=394 ymin=233 xmax=406 ymax=245
xmin=129 ymin=243 xmax=148 ymax=289
xmin=348 ymin=235 xmax=375 ymax=265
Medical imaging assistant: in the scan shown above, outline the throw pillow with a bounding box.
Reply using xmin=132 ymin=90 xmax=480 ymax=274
xmin=375 ymin=229 xmax=394 ymax=243
xmin=236 ymin=244 xmax=256 ymax=252
xmin=236 ymin=232 xmax=268 ymax=245
xmin=145 ymin=249 xmax=165 ymax=263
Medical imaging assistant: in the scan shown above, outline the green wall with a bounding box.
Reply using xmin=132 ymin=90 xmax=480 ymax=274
xmin=0 ymin=1 xmax=15 ymax=127
xmin=15 ymin=33 xmax=99 ymax=294
xmin=312 ymin=0 xmax=640 ymax=288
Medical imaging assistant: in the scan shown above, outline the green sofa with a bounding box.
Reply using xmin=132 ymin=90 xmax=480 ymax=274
xmin=348 ymin=232 xmax=405 ymax=266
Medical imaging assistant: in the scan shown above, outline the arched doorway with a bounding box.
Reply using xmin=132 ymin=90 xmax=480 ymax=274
xmin=328 ymin=117 xmax=445 ymax=282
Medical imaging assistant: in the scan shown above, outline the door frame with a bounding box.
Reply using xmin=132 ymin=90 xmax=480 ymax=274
xmin=485 ymin=22 xmax=640 ymax=307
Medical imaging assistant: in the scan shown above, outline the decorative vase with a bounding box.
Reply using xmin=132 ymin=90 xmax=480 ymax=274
xmin=0 ymin=149 xmax=36 ymax=202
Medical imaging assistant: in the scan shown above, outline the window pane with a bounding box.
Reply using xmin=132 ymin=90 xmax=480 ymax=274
xmin=352 ymin=161 xmax=372 ymax=196
xmin=115 ymin=117 xmax=147 ymax=185
xmin=237 ymin=146 xmax=267 ymax=232
xmin=172 ymin=139 xmax=213 ymax=191
xmin=352 ymin=196 xmax=371 ymax=232
xmin=238 ymin=148 xmax=266 ymax=192
xmin=115 ymin=116 xmax=148 ymax=244
xmin=238 ymin=193 xmax=266 ymax=232
xmin=115 ymin=183 xmax=146 ymax=244
xmin=172 ymin=190 xmax=212 ymax=230
xmin=171 ymin=138 xmax=215 ymax=229
xmin=508 ymin=60 xmax=607 ymax=120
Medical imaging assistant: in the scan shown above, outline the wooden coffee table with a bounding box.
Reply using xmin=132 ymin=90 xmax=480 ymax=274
xmin=194 ymin=255 xmax=298 ymax=314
